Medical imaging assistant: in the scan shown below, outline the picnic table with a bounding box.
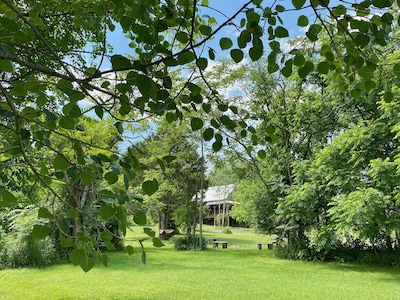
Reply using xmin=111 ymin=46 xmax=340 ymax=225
xmin=213 ymin=241 xmax=228 ymax=249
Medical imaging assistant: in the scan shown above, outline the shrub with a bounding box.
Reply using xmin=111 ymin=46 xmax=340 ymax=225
xmin=174 ymin=236 xmax=207 ymax=251
xmin=0 ymin=235 xmax=56 ymax=269
xmin=222 ymin=227 xmax=232 ymax=234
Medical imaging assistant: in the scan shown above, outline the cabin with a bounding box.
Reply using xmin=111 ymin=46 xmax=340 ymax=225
xmin=199 ymin=184 xmax=236 ymax=226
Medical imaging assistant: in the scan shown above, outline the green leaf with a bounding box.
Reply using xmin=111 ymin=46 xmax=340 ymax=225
xmin=292 ymin=0 xmax=306 ymax=9
xmin=188 ymin=82 xmax=202 ymax=95
xmin=59 ymin=116 xmax=75 ymax=130
xmin=162 ymin=155 xmax=177 ymax=163
xmin=212 ymin=140 xmax=223 ymax=152
xmin=191 ymin=117 xmax=204 ymax=131
xmin=99 ymin=206 xmax=116 ymax=220
xmin=230 ymin=49 xmax=244 ymax=63
xmin=249 ymin=44 xmax=263 ymax=61
xmin=32 ymin=225 xmax=49 ymax=240
xmin=332 ymin=5 xmax=347 ymax=16
xmin=238 ymin=30 xmax=251 ymax=48
xmin=133 ymin=210 xmax=147 ymax=226
xmin=357 ymin=63 xmax=376 ymax=80
xmin=0 ymin=59 xmax=14 ymax=72
xmin=203 ymin=127 xmax=214 ymax=141
xmin=80 ymin=257 xmax=95 ymax=273
xmin=142 ymin=251 xmax=147 ymax=265
xmin=354 ymin=34 xmax=370 ymax=48
xmin=104 ymin=171 xmax=118 ymax=184
xmin=208 ymin=48 xmax=216 ymax=60
xmin=306 ymin=24 xmax=322 ymax=42
xmin=199 ymin=25 xmax=212 ymax=35
xmin=75 ymin=125 xmax=85 ymax=131
xmin=384 ymin=90 xmax=393 ymax=102
xmin=393 ymin=64 xmax=400 ymax=77
xmin=142 ymin=179 xmax=158 ymax=196
xmin=258 ymin=150 xmax=267 ymax=159
xmin=196 ymin=58 xmax=208 ymax=71
xmin=94 ymin=106 xmax=104 ymax=119
xmin=297 ymin=15 xmax=309 ymax=27
xmin=104 ymin=240 xmax=116 ymax=251
xmin=220 ymin=115 xmax=236 ymax=130
xmin=220 ymin=37 xmax=233 ymax=50
xmin=275 ymin=4 xmax=285 ymax=12
xmin=60 ymin=238 xmax=75 ymax=248
xmin=176 ymin=31 xmax=189 ymax=43
xmin=100 ymin=231 xmax=113 ymax=241
xmin=317 ymin=61 xmax=330 ymax=74
xmin=178 ymin=51 xmax=196 ymax=64
xmin=126 ymin=245 xmax=134 ymax=256
xmin=293 ymin=53 xmax=305 ymax=66
xmin=152 ymin=237 xmax=165 ymax=247
xmin=100 ymin=254 xmax=109 ymax=267
xmin=111 ymin=55 xmax=131 ymax=70
xmin=282 ymin=60 xmax=293 ymax=78
xmin=38 ymin=207 xmax=53 ymax=219
xmin=115 ymin=122 xmax=123 ymax=134
xmin=81 ymin=171 xmax=95 ymax=186
xmin=137 ymin=75 xmax=157 ymax=98
xmin=372 ymin=0 xmax=392 ymax=8
xmin=67 ymin=209 xmax=79 ymax=218
xmin=53 ymin=154 xmax=70 ymax=171
xmin=143 ymin=227 xmax=156 ymax=237
xmin=350 ymin=88 xmax=362 ymax=98
xmin=298 ymin=61 xmax=314 ymax=78
xmin=69 ymin=249 xmax=85 ymax=266
xmin=275 ymin=26 xmax=289 ymax=38
xmin=1 ymin=189 xmax=16 ymax=205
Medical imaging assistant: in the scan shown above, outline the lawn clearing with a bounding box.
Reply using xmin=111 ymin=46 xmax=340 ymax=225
xmin=0 ymin=226 xmax=399 ymax=300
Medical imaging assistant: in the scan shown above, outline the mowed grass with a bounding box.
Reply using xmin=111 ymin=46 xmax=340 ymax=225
xmin=0 ymin=225 xmax=399 ymax=300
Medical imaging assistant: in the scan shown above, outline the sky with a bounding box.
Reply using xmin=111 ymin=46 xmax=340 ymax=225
xmin=106 ymin=0 xmax=310 ymax=60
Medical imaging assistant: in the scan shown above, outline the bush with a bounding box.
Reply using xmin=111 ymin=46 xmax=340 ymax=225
xmin=0 ymin=235 xmax=57 ymax=269
xmin=174 ymin=236 xmax=207 ymax=251
xmin=222 ymin=227 xmax=232 ymax=234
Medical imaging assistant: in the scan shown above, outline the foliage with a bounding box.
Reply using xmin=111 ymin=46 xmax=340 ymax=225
xmin=173 ymin=236 xmax=206 ymax=251
xmin=222 ymin=227 xmax=232 ymax=234
xmin=0 ymin=235 xmax=56 ymax=269
xmin=1 ymin=0 xmax=400 ymax=271
xmin=0 ymin=206 xmax=57 ymax=269
xmin=130 ymin=120 xmax=205 ymax=242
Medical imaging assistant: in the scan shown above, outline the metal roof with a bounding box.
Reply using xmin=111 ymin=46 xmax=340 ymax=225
xmin=201 ymin=184 xmax=235 ymax=203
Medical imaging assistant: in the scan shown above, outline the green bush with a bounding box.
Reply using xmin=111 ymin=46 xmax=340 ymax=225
xmin=0 ymin=235 xmax=56 ymax=269
xmin=174 ymin=236 xmax=207 ymax=251
xmin=0 ymin=206 xmax=59 ymax=269
xmin=222 ymin=227 xmax=232 ymax=234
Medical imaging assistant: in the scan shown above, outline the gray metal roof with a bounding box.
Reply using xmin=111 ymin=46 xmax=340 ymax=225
xmin=201 ymin=184 xmax=235 ymax=203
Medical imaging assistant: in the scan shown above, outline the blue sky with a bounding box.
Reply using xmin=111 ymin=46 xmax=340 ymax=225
xmin=106 ymin=1 xmax=310 ymax=60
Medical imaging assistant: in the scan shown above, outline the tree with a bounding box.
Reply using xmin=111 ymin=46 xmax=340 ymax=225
xmin=128 ymin=120 xmax=205 ymax=241
xmin=276 ymin=45 xmax=400 ymax=259
xmin=1 ymin=0 xmax=399 ymax=271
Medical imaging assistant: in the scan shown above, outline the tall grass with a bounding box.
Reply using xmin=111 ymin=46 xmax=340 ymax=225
xmin=0 ymin=225 xmax=399 ymax=299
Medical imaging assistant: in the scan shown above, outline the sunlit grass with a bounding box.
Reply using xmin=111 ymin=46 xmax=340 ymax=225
xmin=0 ymin=225 xmax=399 ymax=299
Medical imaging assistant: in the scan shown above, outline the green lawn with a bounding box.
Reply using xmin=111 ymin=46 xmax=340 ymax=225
xmin=0 ymin=226 xmax=399 ymax=299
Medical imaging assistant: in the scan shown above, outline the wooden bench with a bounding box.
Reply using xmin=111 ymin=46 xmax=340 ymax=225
xmin=207 ymin=238 xmax=217 ymax=245
xmin=159 ymin=229 xmax=175 ymax=240
xmin=213 ymin=241 xmax=228 ymax=249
